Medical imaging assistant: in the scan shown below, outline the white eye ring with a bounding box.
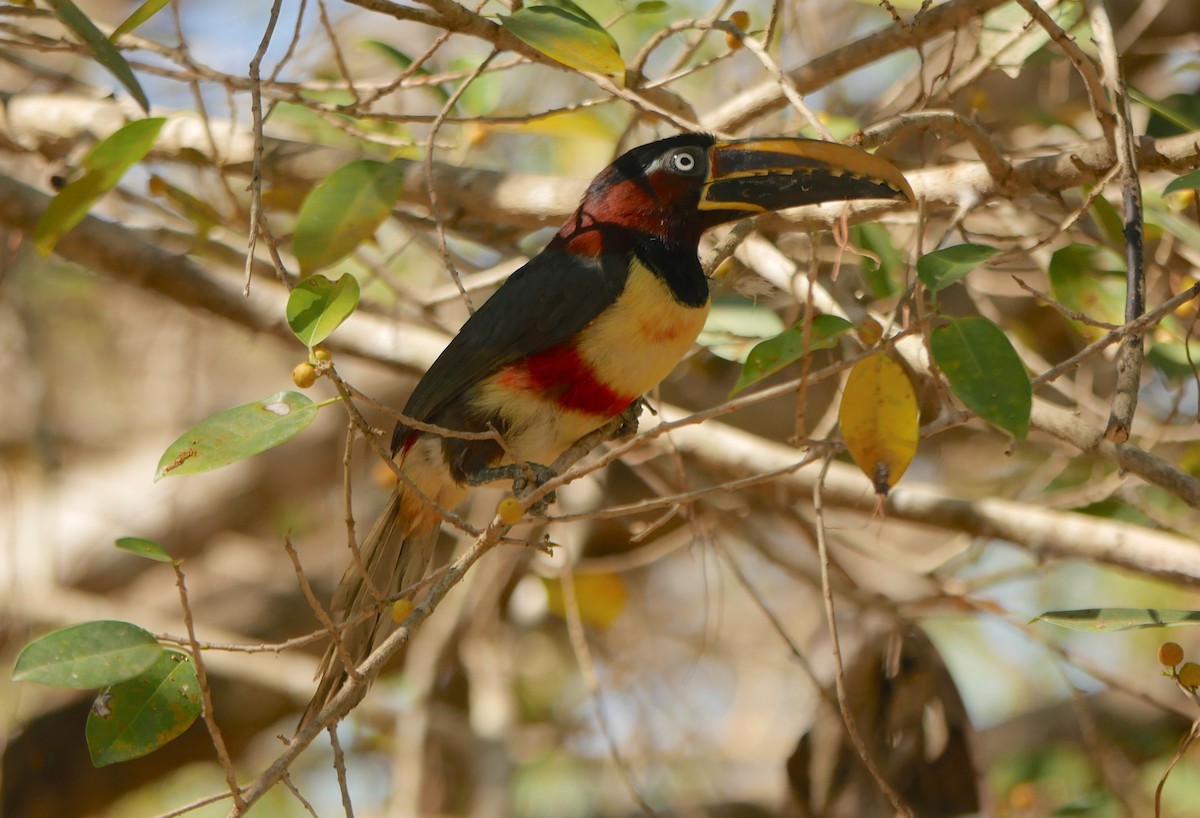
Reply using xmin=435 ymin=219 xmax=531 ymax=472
xmin=670 ymin=151 xmax=698 ymax=173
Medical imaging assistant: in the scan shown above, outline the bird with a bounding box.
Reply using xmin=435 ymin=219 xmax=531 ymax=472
xmin=305 ymin=132 xmax=913 ymax=724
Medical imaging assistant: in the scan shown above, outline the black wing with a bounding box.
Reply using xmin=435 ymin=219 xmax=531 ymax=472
xmin=392 ymin=245 xmax=629 ymax=453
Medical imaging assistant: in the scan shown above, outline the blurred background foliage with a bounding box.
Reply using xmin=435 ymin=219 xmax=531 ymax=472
xmin=2 ymin=0 xmax=1200 ymax=816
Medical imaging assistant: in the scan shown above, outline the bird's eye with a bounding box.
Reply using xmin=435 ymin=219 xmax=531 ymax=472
xmin=668 ymin=150 xmax=700 ymax=174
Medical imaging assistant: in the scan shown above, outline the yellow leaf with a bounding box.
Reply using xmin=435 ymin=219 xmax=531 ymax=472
xmin=543 ymin=572 xmax=627 ymax=629
xmin=838 ymin=353 xmax=919 ymax=495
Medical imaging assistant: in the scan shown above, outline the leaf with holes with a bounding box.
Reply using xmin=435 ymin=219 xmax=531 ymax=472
xmin=294 ymin=159 xmax=406 ymax=276
xmin=155 ymin=392 xmax=319 ymax=481
xmin=500 ymin=6 xmax=624 ymax=78
xmin=34 ymin=117 xmax=166 ymax=255
xmin=13 ymin=622 xmax=162 ymax=689
xmin=931 ymin=317 xmax=1031 ymax=440
xmin=730 ymin=315 xmax=853 ymax=395
xmin=47 ymin=0 xmax=149 ymax=111
xmin=87 ymin=650 xmax=201 ymax=766
xmin=838 ymin=353 xmax=919 ymax=495
xmin=286 ymin=273 xmax=360 ymax=348
xmin=916 ymin=244 xmax=1000 ymax=291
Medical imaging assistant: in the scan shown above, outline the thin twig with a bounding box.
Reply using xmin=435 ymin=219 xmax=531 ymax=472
xmin=1012 ymin=0 xmax=1114 ymax=141
xmin=173 ymin=562 xmax=245 ymax=811
xmin=243 ymin=0 xmax=283 ymax=295
xmin=560 ymin=561 xmax=659 ymax=817
xmin=424 ymin=43 xmax=497 ymax=312
xmin=328 ymin=725 xmax=356 ymax=818
xmin=1155 ymin=718 xmax=1200 ymax=818
xmin=283 ymin=537 xmax=361 ymax=681
xmin=812 ymin=456 xmax=913 ymax=817
xmin=855 ymin=110 xmax=1012 ymax=184
xmin=281 ymin=772 xmax=320 ymax=817
xmin=226 ymin=415 xmax=632 ymax=813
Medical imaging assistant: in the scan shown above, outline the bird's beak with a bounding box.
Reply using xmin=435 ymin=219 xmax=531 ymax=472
xmin=700 ymin=137 xmax=914 ymax=214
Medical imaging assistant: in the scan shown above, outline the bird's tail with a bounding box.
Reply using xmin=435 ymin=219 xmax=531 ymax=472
xmin=302 ymin=480 xmax=443 ymax=726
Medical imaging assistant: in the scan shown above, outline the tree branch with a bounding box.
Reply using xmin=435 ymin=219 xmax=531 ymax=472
xmin=703 ymin=0 xmax=1012 ymax=132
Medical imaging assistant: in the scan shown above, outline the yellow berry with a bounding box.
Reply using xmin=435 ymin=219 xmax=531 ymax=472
xmin=291 ymin=362 xmax=317 ymax=389
xmin=313 ymin=346 xmax=332 ymax=361
xmin=497 ymin=497 xmax=524 ymax=525
xmin=1178 ymin=661 xmax=1200 ymax=689
xmin=1159 ymin=641 xmax=1184 ymax=667
xmin=390 ymin=598 xmax=414 ymax=623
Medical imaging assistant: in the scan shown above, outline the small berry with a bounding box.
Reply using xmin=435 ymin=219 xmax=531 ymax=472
xmin=856 ymin=316 xmax=884 ymax=345
xmin=313 ymin=347 xmax=332 ymax=362
xmin=390 ymin=598 xmax=414 ymax=623
xmin=1159 ymin=641 xmax=1184 ymax=667
xmin=726 ymin=11 xmax=749 ymax=49
xmin=292 ymin=362 xmax=317 ymax=389
xmin=1178 ymin=661 xmax=1200 ymax=689
xmin=497 ymin=497 xmax=524 ymax=525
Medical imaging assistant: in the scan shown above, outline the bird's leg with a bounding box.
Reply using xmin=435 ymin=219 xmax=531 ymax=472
xmin=466 ymin=462 xmax=557 ymax=515
xmin=613 ymin=398 xmax=650 ymax=439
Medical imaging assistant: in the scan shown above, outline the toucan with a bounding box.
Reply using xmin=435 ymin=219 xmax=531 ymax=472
xmin=306 ymin=132 xmax=913 ymax=722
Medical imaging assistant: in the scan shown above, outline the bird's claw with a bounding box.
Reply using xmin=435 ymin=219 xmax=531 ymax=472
xmin=467 ymin=462 xmax=557 ymax=514
xmin=614 ymin=399 xmax=647 ymax=439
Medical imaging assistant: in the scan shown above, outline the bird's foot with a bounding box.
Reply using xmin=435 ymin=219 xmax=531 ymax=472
xmin=467 ymin=462 xmax=557 ymax=515
xmin=614 ymin=398 xmax=651 ymax=439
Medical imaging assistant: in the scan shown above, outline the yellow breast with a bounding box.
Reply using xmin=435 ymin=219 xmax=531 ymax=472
xmin=575 ymin=257 xmax=710 ymax=397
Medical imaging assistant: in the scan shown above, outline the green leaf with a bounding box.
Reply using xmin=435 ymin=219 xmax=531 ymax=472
xmin=148 ymin=174 xmax=225 ymax=236
xmin=115 ymin=536 xmax=173 ymax=563
xmin=155 ymin=391 xmax=319 ymax=481
xmin=698 ymin=298 xmax=786 ymax=363
xmin=634 ymin=0 xmax=669 ymax=11
xmin=363 ymin=41 xmax=451 ymax=104
xmin=47 ymin=0 xmax=150 ymax=112
xmin=1164 ymin=169 xmax=1200 ymax=196
xmin=1132 ymin=89 xmax=1200 ymax=137
xmin=916 ymin=243 xmax=1000 ymax=291
xmin=730 ymin=315 xmax=853 ymax=396
xmin=110 ymin=0 xmax=169 ymax=41
xmin=34 ymin=117 xmax=166 ymax=255
xmin=1035 ymin=608 xmax=1200 ymax=632
xmin=931 ymin=316 xmax=1031 ymax=440
xmin=293 ymin=159 xmax=406 ymax=276
xmin=286 ymin=273 xmax=361 ymax=347
xmin=1088 ymin=193 xmax=1125 ymax=246
xmin=12 ymin=622 xmax=162 ymax=688
xmin=87 ymin=650 xmax=201 ymax=766
xmin=1048 ymin=244 xmax=1126 ymax=341
xmin=1147 ymin=340 xmax=1199 ymax=381
xmin=1149 ymin=207 xmax=1200 ymax=254
xmin=856 ymin=222 xmax=903 ymax=298
xmin=500 ymin=6 xmax=625 ymax=78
